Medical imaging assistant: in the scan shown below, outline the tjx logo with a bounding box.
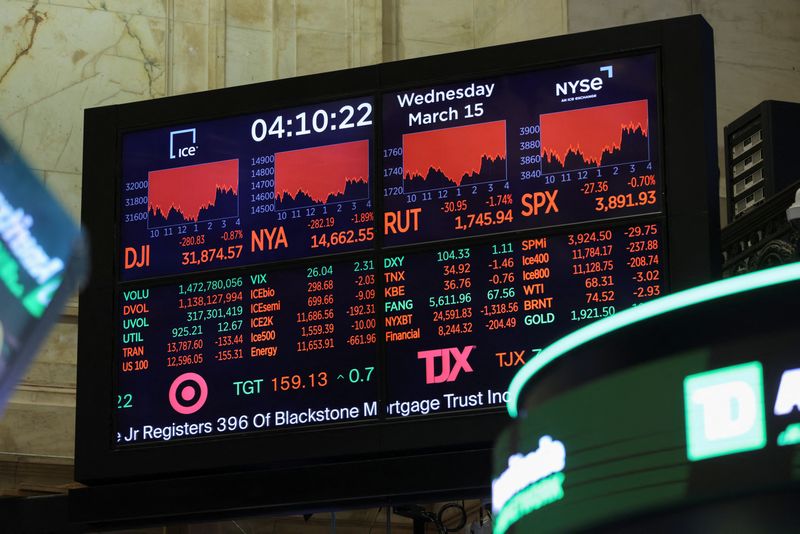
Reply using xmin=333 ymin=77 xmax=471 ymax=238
xmin=418 ymin=346 xmax=475 ymax=384
xmin=170 ymin=128 xmax=197 ymax=159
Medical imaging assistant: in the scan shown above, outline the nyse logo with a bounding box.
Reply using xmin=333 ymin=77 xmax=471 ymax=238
xmin=418 ymin=345 xmax=475 ymax=384
xmin=683 ymin=361 xmax=767 ymax=461
xmin=555 ymin=65 xmax=613 ymax=96
xmin=170 ymin=128 xmax=197 ymax=159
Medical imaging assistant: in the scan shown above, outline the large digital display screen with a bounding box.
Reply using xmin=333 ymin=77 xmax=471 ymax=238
xmin=120 ymin=96 xmax=375 ymax=281
xmin=112 ymin=51 xmax=669 ymax=447
xmin=382 ymin=54 xmax=659 ymax=245
xmin=76 ymin=17 xmax=721 ymax=503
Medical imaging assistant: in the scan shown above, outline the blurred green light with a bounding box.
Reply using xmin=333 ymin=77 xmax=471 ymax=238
xmin=507 ymin=261 xmax=800 ymax=418
xmin=778 ymin=423 xmax=800 ymax=447
xmin=494 ymin=472 xmax=565 ymax=534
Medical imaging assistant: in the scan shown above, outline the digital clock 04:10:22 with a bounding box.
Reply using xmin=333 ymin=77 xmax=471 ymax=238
xmin=251 ymin=102 xmax=373 ymax=141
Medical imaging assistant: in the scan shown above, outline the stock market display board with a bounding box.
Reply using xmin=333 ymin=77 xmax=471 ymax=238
xmin=114 ymin=52 xmax=667 ymax=446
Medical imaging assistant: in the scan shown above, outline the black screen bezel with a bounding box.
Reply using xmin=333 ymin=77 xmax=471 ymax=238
xmin=75 ymin=15 xmax=718 ymax=512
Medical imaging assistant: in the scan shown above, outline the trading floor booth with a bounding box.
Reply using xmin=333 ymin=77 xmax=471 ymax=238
xmin=493 ymin=262 xmax=800 ymax=533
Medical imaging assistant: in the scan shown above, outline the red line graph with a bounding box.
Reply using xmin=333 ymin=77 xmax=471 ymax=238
xmin=403 ymin=121 xmax=506 ymax=187
xmin=540 ymin=100 xmax=649 ymax=168
xmin=274 ymin=140 xmax=369 ymax=205
xmin=148 ymin=159 xmax=239 ymax=223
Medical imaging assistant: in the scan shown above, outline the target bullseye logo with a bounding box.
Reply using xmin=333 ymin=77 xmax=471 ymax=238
xmin=169 ymin=372 xmax=208 ymax=414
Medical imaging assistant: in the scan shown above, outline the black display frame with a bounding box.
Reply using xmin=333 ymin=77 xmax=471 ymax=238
xmin=74 ymin=15 xmax=718 ymax=523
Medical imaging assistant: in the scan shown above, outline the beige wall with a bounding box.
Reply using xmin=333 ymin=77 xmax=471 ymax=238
xmin=0 ymin=0 xmax=798 ymax=496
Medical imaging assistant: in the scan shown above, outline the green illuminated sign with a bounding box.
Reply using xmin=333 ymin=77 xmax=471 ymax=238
xmin=683 ymin=361 xmax=767 ymax=461
xmin=494 ymin=349 xmax=800 ymax=533
xmin=0 ymin=225 xmax=61 ymax=317
xmin=507 ymin=261 xmax=800 ymax=418
xmin=492 ymin=435 xmax=566 ymax=515
xmin=778 ymin=423 xmax=800 ymax=447
xmin=494 ymin=472 xmax=565 ymax=534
